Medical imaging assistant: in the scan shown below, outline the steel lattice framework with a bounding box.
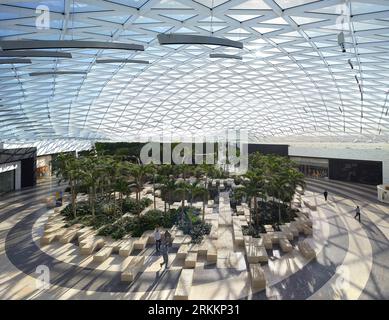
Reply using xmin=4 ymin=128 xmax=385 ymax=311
xmin=1 ymin=0 xmax=389 ymax=147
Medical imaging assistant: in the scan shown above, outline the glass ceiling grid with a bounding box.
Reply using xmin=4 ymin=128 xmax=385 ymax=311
xmin=1 ymin=0 xmax=389 ymax=145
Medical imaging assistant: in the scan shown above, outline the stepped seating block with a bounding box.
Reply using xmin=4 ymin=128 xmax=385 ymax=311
xmin=177 ymin=244 xmax=190 ymax=259
xmin=184 ymin=252 xmax=198 ymax=268
xmin=208 ymin=221 xmax=218 ymax=240
xmin=285 ymin=223 xmax=299 ymax=237
xmin=302 ymin=224 xmax=313 ymax=236
xmin=251 ymin=237 xmax=265 ymax=248
xmin=80 ymin=237 xmax=105 ymax=255
xmin=249 ymin=264 xmax=266 ymax=290
xmin=245 ymin=244 xmax=268 ymax=263
xmin=133 ymin=232 xmax=151 ymax=250
xmin=174 ymin=269 xmax=194 ymax=300
xmin=269 ymin=231 xmax=287 ymax=244
xmin=303 ymin=199 xmax=316 ymax=211
xmin=197 ymin=239 xmax=212 ymax=256
xmin=259 ymin=234 xmax=273 ymax=250
xmin=243 ymin=235 xmax=252 ymax=246
xmin=291 ymin=220 xmax=304 ymax=233
xmin=118 ymin=239 xmax=135 ymax=257
xmin=189 ymin=244 xmax=200 ymax=253
xmin=279 ymin=226 xmax=294 ymax=240
xmin=77 ymin=228 xmax=97 ymax=242
xmin=279 ymin=238 xmax=293 ymax=253
xmin=233 ymin=226 xmax=244 ymax=246
xmin=59 ymin=225 xmax=82 ymax=244
xmin=40 ymin=228 xmax=66 ymax=245
xmin=207 ymin=246 xmax=217 ymax=262
xmin=264 ymin=225 xmax=274 ymax=233
xmin=121 ymin=256 xmax=145 ymax=282
xmin=93 ymin=245 xmax=114 ymax=262
xmin=172 ymin=235 xmax=192 ymax=248
xmin=298 ymin=241 xmax=316 ymax=259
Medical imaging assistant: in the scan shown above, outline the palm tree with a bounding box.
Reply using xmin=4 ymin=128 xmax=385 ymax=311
xmin=195 ymin=185 xmax=208 ymax=221
xmin=175 ymin=181 xmax=191 ymax=216
xmin=187 ymin=181 xmax=202 ymax=207
xmin=156 ymin=177 xmax=175 ymax=214
xmin=79 ymin=156 xmax=102 ymax=217
xmin=241 ymin=169 xmax=264 ymax=226
xmin=160 ymin=177 xmax=177 ymax=212
xmin=128 ymin=163 xmax=152 ymax=205
xmin=54 ymin=153 xmax=81 ymax=219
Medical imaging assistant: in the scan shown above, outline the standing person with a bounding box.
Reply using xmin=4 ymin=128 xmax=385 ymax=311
xmin=159 ymin=241 xmax=169 ymax=269
xmin=354 ymin=205 xmax=361 ymax=223
xmin=323 ymin=190 xmax=328 ymax=201
xmin=154 ymin=226 xmax=161 ymax=252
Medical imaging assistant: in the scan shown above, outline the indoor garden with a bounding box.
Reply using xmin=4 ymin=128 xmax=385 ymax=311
xmin=54 ymin=149 xmax=305 ymax=242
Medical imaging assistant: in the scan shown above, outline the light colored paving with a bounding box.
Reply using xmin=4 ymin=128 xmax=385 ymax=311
xmin=0 ymin=178 xmax=387 ymax=300
xmin=308 ymin=194 xmax=373 ymax=300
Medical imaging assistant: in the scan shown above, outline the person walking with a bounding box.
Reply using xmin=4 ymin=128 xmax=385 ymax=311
xmin=354 ymin=205 xmax=361 ymax=223
xmin=323 ymin=190 xmax=328 ymax=201
xmin=159 ymin=241 xmax=169 ymax=269
xmin=154 ymin=227 xmax=161 ymax=252
xmin=164 ymin=229 xmax=172 ymax=247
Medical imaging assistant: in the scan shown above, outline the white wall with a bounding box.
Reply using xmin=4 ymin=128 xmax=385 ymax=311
xmin=289 ymin=143 xmax=389 ymax=184
xmin=0 ymin=161 xmax=21 ymax=190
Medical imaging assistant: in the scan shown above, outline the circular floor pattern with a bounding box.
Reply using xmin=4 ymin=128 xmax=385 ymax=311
xmin=3 ymin=178 xmax=388 ymax=299
xmin=5 ymin=208 xmax=182 ymax=293
xmin=5 ymin=204 xmax=347 ymax=299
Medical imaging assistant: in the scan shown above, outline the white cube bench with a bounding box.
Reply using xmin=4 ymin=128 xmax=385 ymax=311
xmin=93 ymin=245 xmax=114 ymax=262
xmin=177 ymin=244 xmax=190 ymax=260
xmin=121 ymin=256 xmax=145 ymax=282
xmin=184 ymin=252 xmax=198 ymax=268
xmin=118 ymin=239 xmax=135 ymax=257
xmin=174 ymin=269 xmax=194 ymax=300
xmin=279 ymin=238 xmax=293 ymax=253
xmin=80 ymin=237 xmax=105 ymax=255
xmin=298 ymin=240 xmax=316 ymax=259
xmin=40 ymin=228 xmax=66 ymax=245
xmin=249 ymin=264 xmax=266 ymax=290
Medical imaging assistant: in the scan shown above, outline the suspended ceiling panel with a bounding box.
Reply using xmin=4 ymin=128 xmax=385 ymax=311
xmin=1 ymin=0 xmax=389 ymax=145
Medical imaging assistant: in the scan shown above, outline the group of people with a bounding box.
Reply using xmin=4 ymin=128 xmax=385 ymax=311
xmin=154 ymin=227 xmax=172 ymax=270
xmin=323 ymin=190 xmax=361 ymax=223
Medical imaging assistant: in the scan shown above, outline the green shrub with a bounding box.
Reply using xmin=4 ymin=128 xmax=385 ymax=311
xmin=190 ymin=222 xmax=211 ymax=244
xmin=122 ymin=197 xmax=152 ymax=214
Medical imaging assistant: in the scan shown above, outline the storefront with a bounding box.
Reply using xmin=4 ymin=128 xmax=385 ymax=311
xmin=0 ymin=147 xmax=37 ymax=194
xmin=290 ymin=156 xmax=329 ymax=178
xmin=36 ymin=155 xmax=52 ymax=178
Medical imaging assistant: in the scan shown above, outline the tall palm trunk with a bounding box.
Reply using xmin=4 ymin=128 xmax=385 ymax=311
xmin=202 ymin=194 xmax=206 ymax=222
xmin=91 ymin=185 xmax=96 ymax=217
xmin=168 ymin=190 xmax=171 ymax=210
xmin=153 ymin=175 xmax=156 ymax=210
xmin=70 ymin=177 xmax=77 ymax=219
xmin=254 ymin=196 xmax=259 ymax=226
